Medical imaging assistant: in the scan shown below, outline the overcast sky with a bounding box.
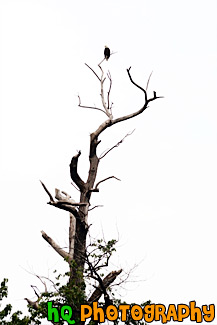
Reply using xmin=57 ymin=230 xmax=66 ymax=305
xmin=1 ymin=0 xmax=217 ymax=324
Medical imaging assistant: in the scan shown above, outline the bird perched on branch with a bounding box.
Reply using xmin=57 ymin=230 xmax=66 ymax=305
xmin=104 ymin=46 xmax=110 ymax=61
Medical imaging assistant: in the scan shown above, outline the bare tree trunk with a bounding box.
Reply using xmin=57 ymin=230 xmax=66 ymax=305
xmin=31 ymin=58 xmax=162 ymax=323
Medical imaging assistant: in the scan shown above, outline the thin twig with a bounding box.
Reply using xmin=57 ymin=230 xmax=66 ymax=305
xmin=39 ymin=276 xmax=59 ymax=292
xmin=94 ymin=176 xmax=121 ymax=190
xmin=107 ymin=71 xmax=112 ymax=111
xmin=30 ymin=285 xmax=40 ymax=298
xmin=71 ymin=182 xmax=80 ymax=192
xmin=98 ymin=58 xmax=105 ymax=66
xmin=90 ymin=67 xmax=163 ymax=142
xmin=35 ymin=275 xmax=48 ymax=293
xmin=98 ymin=63 xmax=113 ymax=119
xmin=88 ymin=205 xmax=103 ymax=212
xmin=85 ymin=63 xmax=101 ymax=81
xmin=78 ymin=95 xmax=106 ymax=115
xmin=146 ymin=71 xmax=153 ymax=91
xmin=100 ymin=129 xmax=135 ymax=159
xmin=98 ymin=65 xmax=107 ymax=111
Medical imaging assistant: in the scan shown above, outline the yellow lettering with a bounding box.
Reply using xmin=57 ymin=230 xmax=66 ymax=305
xmin=131 ymin=305 xmax=143 ymax=321
xmin=166 ymin=304 xmax=178 ymax=322
xmin=190 ymin=301 xmax=202 ymax=322
xmin=144 ymin=304 xmax=155 ymax=323
xmin=80 ymin=305 xmax=92 ymax=322
xmin=119 ymin=304 xmax=130 ymax=321
xmin=155 ymin=304 xmax=167 ymax=323
xmin=106 ymin=305 xmax=118 ymax=321
xmin=202 ymin=304 xmax=215 ymax=322
xmin=177 ymin=304 xmax=190 ymax=321
xmin=93 ymin=302 xmax=104 ymax=322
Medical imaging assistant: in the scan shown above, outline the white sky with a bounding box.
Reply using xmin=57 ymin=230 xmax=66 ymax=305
xmin=0 ymin=0 xmax=217 ymax=324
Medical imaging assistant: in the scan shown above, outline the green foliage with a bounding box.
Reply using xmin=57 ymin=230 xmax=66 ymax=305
xmin=1 ymin=238 xmax=150 ymax=324
xmin=0 ymin=279 xmax=31 ymax=325
xmin=25 ymin=261 xmax=86 ymax=324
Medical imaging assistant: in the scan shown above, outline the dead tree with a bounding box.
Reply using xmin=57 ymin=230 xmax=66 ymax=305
xmin=26 ymin=55 xmax=162 ymax=324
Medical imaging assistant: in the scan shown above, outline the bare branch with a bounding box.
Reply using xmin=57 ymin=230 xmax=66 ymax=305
xmin=146 ymin=71 xmax=153 ymax=91
xmin=107 ymin=71 xmax=112 ymax=111
xmin=85 ymin=63 xmax=101 ymax=81
xmin=40 ymin=182 xmax=86 ymax=218
xmin=85 ymin=253 xmax=112 ymax=307
xmin=40 ymin=180 xmax=54 ymax=202
xmin=41 ymin=230 xmax=70 ymax=262
xmin=98 ymin=65 xmax=108 ymax=112
xmin=23 ymin=270 xmax=51 ymax=310
xmin=48 ymin=200 xmax=82 ymax=222
xmin=35 ymin=275 xmax=48 ymax=293
xmin=149 ymin=90 xmax=164 ymax=101
xmin=24 ymin=297 xmax=39 ymax=310
xmin=90 ymin=68 xmax=163 ymax=141
xmin=55 ymin=201 xmax=88 ymax=207
xmin=98 ymin=57 xmax=106 ymax=66
xmin=71 ymin=182 xmax=80 ymax=191
xmin=98 ymin=64 xmax=113 ymax=119
xmin=83 ymin=62 xmax=113 ymax=119
xmin=100 ymin=129 xmax=135 ymax=159
xmin=88 ymin=205 xmax=103 ymax=212
xmin=30 ymin=285 xmax=40 ymax=299
xmin=111 ymin=51 xmax=117 ymax=56
xmin=39 ymin=276 xmax=59 ymax=292
xmin=70 ymin=151 xmax=86 ymax=191
xmin=94 ymin=176 xmax=121 ymax=190
xmin=88 ymin=269 xmax=122 ymax=304
xmin=40 ymin=185 xmax=87 ymax=221
xmin=78 ymin=95 xmax=107 ymax=115
xmin=98 ymin=51 xmax=117 ymax=66
xmin=127 ymin=66 xmax=147 ymax=102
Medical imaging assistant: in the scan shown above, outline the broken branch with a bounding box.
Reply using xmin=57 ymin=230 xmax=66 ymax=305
xmin=70 ymin=151 xmax=86 ymax=191
xmin=88 ymin=269 xmax=122 ymax=304
xmin=40 ymin=180 xmax=54 ymax=202
xmin=41 ymin=230 xmax=70 ymax=262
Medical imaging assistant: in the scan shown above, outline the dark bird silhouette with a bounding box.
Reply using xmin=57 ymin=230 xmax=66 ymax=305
xmin=104 ymin=46 xmax=110 ymax=61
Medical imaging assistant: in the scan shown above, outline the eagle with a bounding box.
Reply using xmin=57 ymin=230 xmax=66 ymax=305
xmin=104 ymin=46 xmax=110 ymax=61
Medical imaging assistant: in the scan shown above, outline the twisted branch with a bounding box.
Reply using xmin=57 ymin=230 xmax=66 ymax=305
xmin=70 ymin=151 xmax=86 ymax=191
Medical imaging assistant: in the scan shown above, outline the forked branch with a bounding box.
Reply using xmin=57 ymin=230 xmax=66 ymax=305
xmin=91 ymin=67 xmax=163 ymax=141
xmin=83 ymin=62 xmax=113 ymax=119
xmin=78 ymin=95 xmax=106 ymax=116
